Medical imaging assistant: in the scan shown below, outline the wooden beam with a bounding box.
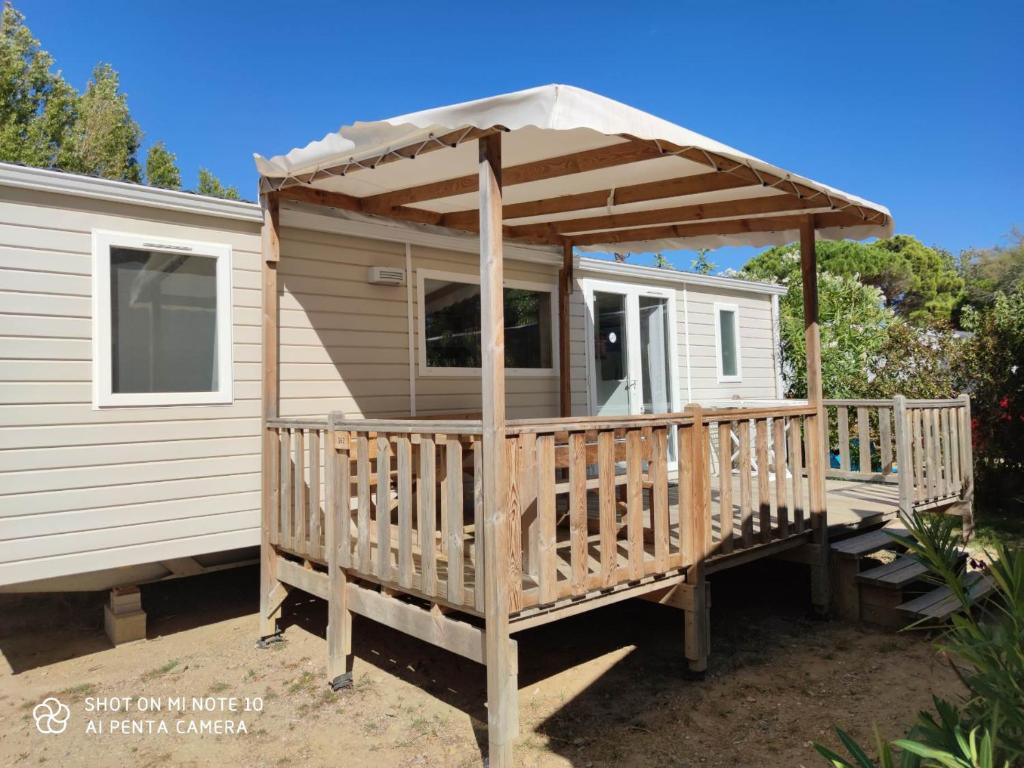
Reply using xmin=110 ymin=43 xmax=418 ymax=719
xmin=362 ymin=138 xmax=667 ymax=211
xmin=568 ymin=210 xmax=862 ymax=247
xmin=259 ymin=192 xmax=282 ymax=640
xmin=800 ymin=216 xmax=822 ymax=404
xmin=441 ymin=169 xmax=758 ymax=229
xmin=271 ymin=126 xmax=501 ymax=190
xmin=558 ymin=241 xmax=573 ymax=418
xmin=505 ymin=194 xmax=826 ymax=241
xmin=479 ymin=133 xmax=516 ymax=767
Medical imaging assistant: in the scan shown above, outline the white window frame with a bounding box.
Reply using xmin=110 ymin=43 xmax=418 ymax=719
xmin=416 ymin=268 xmax=558 ymax=378
xmin=91 ymin=229 xmax=233 ymax=408
xmin=713 ymin=301 xmax=743 ymax=383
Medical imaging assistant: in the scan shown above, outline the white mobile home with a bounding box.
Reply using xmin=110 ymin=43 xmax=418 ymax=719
xmin=0 ymin=161 xmax=786 ymax=595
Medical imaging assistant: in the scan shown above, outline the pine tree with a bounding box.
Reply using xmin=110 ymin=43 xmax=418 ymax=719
xmin=196 ymin=167 xmax=240 ymax=200
xmin=145 ymin=141 xmax=180 ymax=189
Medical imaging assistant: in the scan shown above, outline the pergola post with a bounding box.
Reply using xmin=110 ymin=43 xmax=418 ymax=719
xmin=558 ymin=240 xmax=573 ymax=417
xmin=479 ymin=133 xmax=517 ymax=766
xmin=259 ymin=192 xmax=283 ymax=641
xmin=799 ymin=216 xmax=830 ymax=616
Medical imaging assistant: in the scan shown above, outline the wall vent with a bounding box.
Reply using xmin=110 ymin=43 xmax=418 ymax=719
xmin=367 ymin=266 xmax=406 ymax=286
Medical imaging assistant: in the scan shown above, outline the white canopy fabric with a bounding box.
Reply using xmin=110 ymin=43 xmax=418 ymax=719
xmin=254 ymin=84 xmax=892 ymax=252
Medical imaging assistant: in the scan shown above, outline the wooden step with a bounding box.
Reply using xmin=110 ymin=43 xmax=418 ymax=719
xmin=831 ymin=524 xmax=910 ymax=558
xmin=857 ymin=555 xmax=928 ymax=588
xmin=897 ymin=572 xmax=994 ymax=620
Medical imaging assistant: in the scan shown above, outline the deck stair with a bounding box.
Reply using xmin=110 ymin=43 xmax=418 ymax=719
xmin=831 ymin=523 xmax=987 ymax=627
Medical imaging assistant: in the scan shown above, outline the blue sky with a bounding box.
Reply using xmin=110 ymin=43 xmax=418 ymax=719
xmin=18 ymin=1 xmax=1023 ymax=271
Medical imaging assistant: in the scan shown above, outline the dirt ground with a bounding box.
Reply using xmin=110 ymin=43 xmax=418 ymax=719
xmin=0 ymin=560 xmax=962 ymax=768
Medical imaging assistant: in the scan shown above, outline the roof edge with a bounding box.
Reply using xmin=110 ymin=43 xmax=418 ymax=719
xmin=0 ymin=162 xmax=263 ymax=223
xmin=577 ymin=257 xmax=788 ymax=295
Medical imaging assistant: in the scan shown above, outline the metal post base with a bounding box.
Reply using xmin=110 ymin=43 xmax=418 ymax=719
xmin=255 ymin=632 xmax=284 ymax=649
xmin=329 ymin=672 xmax=354 ymax=692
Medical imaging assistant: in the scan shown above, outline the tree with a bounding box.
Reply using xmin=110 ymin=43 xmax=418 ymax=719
xmin=0 ymin=2 xmax=78 ymax=168
xmin=63 ymin=63 xmax=142 ymax=181
xmin=690 ymin=249 xmax=715 ymax=274
xmin=776 ymin=271 xmax=893 ymax=399
xmin=743 ymin=236 xmax=962 ymax=326
xmin=959 ymin=228 xmax=1024 ymax=312
xmin=196 ymin=167 xmax=240 ymax=200
xmin=145 ymin=141 xmax=180 ymax=190
xmin=653 ymin=253 xmax=674 ymax=270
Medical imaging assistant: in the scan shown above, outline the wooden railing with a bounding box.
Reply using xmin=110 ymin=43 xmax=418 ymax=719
xmin=823 ymin=395 xmax=974 ymax=512
xmin=267 ymin=415 xmax=485 ymax=613
xmin=267 ymin=404 xmax=828 ymax=616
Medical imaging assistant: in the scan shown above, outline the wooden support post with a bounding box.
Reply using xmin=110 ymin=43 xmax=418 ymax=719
xmin=558 ymin=240 xmax=573 ymax=417
xmin=800 ymin=216 xmax=830 ymax=617
xmin=325 ymin=412 xmax=353 ymax=689
xmin=893 ymin=395 xmax=913 ymax=515
xmin=958 ymin=393 xmax=975 ymax=538
xmin=683 ymin=404 xmax=710 ymax=675
xmin=259 ymin=192 xmax=283 ymax=641
xmin=479 ymin=134 xmax=518 ymax=767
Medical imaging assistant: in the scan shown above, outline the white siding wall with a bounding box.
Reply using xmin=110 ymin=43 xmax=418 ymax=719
xmin=0 ymin=186 xmax=263 ymax=586
xmin=568 ymin=267 xmax=782 ymax=415
xmin=277 ymin=219 xmax=561 ymax=421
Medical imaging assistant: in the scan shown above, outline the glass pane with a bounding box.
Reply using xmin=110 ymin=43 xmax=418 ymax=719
xmin=719 ymin=309 xmax=738 ymax=377
xmin=110 ymin=247 xmax=218 ymax=393
xmin=593 ymin=291 xmax=630 ymax=416
xmin=423 ymin=278 xmax=552 ymax=369
xmin=639 ymin=296 xmax=671 ymax=414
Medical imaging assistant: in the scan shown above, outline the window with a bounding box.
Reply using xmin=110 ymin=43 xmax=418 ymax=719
xmin=418 ymin=270 xmax=555 ymax=375
xmin=714 ymin=302 xmax=742 ymax=382
xmin=92 ymin=231 xmax=232 ymax=406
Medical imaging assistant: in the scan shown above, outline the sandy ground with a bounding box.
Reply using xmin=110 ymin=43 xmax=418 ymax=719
xmin=0 ymin=560 xmax=962 ymax=768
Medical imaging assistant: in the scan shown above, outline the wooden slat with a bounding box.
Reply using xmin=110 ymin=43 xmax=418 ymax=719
xmin=789 ymin=417 xmax=805 ymax=533
xmin=536 ymin=435 xmax=557 ymax=604
xmin=651 ymin=427 xmax=669 ymax=573
xmin=773 ymin=418 xmax=788 ymax=537
xmin=717 ymin=421 xmax=733 ymax=553
xmin=517 ymin=433 xmax=538 ymax=580
xmin=926 ymin=409 xmax=939 ymax=500
xmin=356 ymin=434 xmax=372 ymax=573
xmin=942 ymin=408 xmax=954 ymax=497
xmin=446 ymin=438 xmax=464 ymax=605
xmin=309 ymin=429 xmax=321 ymax=558
xmin=269 ymin=429 xmax=281 ymax=546
xmin=949 ymin=407 xmax=962 ymax=492
xmin=505 ymin=436 xmax=523 ymax=613
xmin=294 ymin=428 xmax=306 ymax=555
xmin=738 ymin=420 xmax=753 ymax=547
xmin=569 ymin=432 xmax=588 ymax=594
xmin=912 ymin=410 xmax=925 ymax=502
xmin=837 ymin=406 xmax=850 ymax=471
xmin=419 ymin=434 xmax=437 ymax=596
xmin=376 ymin=435 xmax=392 ymax=582
xmin=756 ymin=419 xmax=771 ymax=543
xmin=857 ymin=406 xmax=872 ymax=474
xmin=597 ymin=430 xmax=616 ymax=586
xmin=626 ymin=429 xmax=644 ymax=580
xmin=336 ymin=433 xmax=352 ymax=568
xmin=280 ymin=429 xmax=292 ymax=551
xmin=879 ymin=407 xmax=893 ymax=473
xmin=396 ymin=435 xmax=413 ymax=588
xmin=472 ymin=439 xmax=484 ymax=611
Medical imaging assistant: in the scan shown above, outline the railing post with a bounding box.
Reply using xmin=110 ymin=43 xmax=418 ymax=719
xmin=958 ymin=393 xmax=975 ymax=538
xmin=893 ymin=395 xmax=913 ymax=516
xmin=325 ymin=411 xmax=353 ymax=690
xmin=683 ymin=404 xmax=710 ymax=675
xmin=805 ymin=406 xmax=831 ymax=616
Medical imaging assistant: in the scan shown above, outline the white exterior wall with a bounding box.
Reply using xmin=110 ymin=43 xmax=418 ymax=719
xmin=277 ymin=207 xmax=561 ymax=421
xmin=0 ymin=173 xmax=263 ymax=586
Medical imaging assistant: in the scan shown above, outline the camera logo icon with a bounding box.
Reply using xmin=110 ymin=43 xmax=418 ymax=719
xmin=32 ymin=697 xmax=70 ymax=735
